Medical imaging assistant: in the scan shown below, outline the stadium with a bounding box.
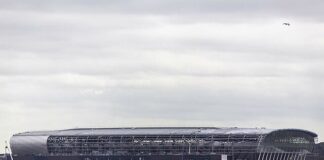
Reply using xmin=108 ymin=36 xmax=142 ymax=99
xmin=9 ymin=127 xmax=323 ymax=160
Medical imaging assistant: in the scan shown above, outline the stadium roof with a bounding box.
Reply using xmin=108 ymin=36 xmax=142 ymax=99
xmin=13 ymin=127 xmax=318 ymax=137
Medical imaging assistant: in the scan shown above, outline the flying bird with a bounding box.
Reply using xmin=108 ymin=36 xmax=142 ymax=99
xmin=283 ymin=23 xmax=290 ymax=26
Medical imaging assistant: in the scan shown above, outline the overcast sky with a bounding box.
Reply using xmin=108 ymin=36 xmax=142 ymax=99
xmin=1 ymin=0 xmax=324 ymax=150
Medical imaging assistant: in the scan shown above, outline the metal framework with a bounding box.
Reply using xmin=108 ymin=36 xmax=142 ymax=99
xmin=9 ymin=128 xmax=321 ymax=160
xmin=47 ymin=134 xmax=260 ymax=155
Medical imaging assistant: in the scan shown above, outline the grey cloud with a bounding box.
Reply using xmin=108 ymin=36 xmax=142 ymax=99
xmin=1 ymin=10 xmax=323 ymax=64
xmin=1 ymin=0 xmax=324 ymax=21
xmin=0 ymin=0 xmax=324 ymax=149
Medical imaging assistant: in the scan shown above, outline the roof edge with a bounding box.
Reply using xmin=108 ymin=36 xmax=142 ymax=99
xmin=269 ymin=128 xmax=318 ymax=137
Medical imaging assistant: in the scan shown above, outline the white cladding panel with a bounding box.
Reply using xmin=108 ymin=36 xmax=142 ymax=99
xmin=221 ymin=154 xmax=227 ymax=160
xmin=15 ymin=127 xmax=275 ymax=136
xmin=10 ymin=135 xmax=49 ymax=156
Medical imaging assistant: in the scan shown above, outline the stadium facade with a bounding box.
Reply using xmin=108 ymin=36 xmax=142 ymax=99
xmin=9 ymin=127 xmax=322 ymax=160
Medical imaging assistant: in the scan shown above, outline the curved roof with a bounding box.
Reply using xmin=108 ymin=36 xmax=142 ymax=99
xmin=12 ymin=127 xmax=318 ymax=137
xmin=265 ymin=128 xmax=318 ymax=137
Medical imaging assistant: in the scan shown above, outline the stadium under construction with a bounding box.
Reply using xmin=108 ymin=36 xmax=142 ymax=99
xmin=7 ymin=127 xmax=324 ymax=160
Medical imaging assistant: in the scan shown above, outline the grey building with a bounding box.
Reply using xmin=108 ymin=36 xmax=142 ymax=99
xmin=9 ymin=127 xmax=321 ymax=160
xmin=317 ymin=142 xmax=324 ymax=159
xmin=0 ymin=154 xmax=11 ymax=160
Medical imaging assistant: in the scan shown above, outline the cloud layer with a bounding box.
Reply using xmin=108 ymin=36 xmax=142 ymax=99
xmin=0 ymin=0 xmax=324 ymax=149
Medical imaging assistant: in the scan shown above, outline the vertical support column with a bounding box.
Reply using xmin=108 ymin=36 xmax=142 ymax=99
xmin=211 ymin=135 xmax=214 ymax=153
xmin=296 ymin=154 xmax=302 ymax=160
xmin=286 ymin=153 xmax=291 ymax=160
xmin=278 ymin=153 xmax=284 ymax=160
xmin=265 ymin=152 xmax=269 ymax=160
xmin=258 ymin=152 xmax=263 ymax=160
xmin=282 ymin=153 xmax=287 ymax=160
xmin=289 ymin=153 xmax=294 ymax=160
xmin=299 ymin=154 xmax=306 ymax=160
xmin=272 ymin=153 xmax=276 ymax=160
xmin=261 ymin=152 xmax=266 ymax=160
xmin=268 ymin=152 xmax=273 ymax=160
xmin=293 ymin=153 xmax=298 ymax=160
xmin=274 ymin=153 xmax=279 ymax=160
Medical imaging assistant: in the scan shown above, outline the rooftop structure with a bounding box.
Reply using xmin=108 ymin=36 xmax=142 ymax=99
xmin=10 ymin=127 xmax=320 ymax=160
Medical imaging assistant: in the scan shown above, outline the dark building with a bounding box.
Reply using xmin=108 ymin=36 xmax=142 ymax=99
xmin=0 ymin=154 xmax=11 ymax=160
xmin=317 ymin=142 xmax=324 ymax=159
xmin=9 ymin=127 xmax=320 ymax=160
